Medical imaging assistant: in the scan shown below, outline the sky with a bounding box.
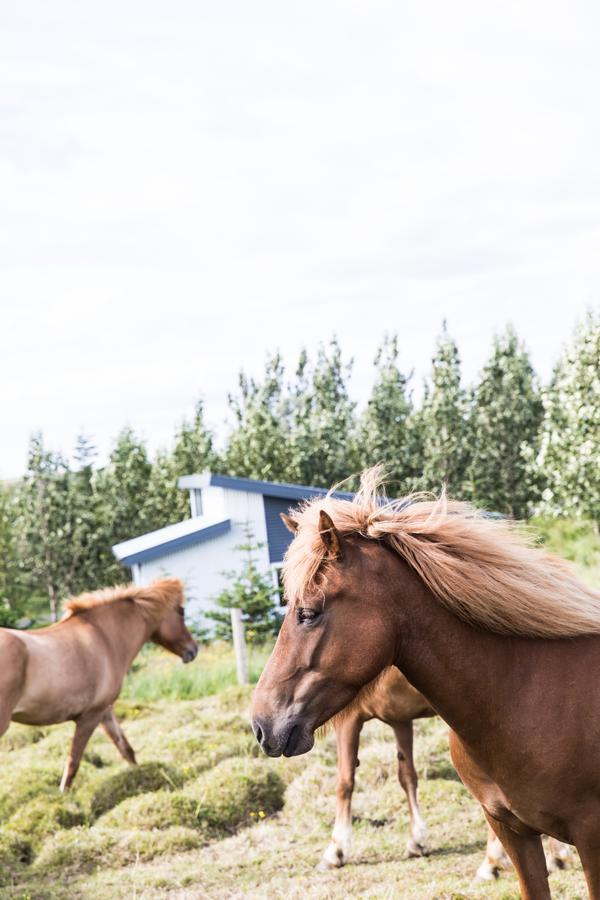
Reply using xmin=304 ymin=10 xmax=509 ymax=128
xmin=2 ymin=1 xmax=599 ymax=478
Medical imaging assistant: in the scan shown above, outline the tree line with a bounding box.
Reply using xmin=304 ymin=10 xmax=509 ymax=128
xmin=1 ymin=311 xmax=598 ymax=622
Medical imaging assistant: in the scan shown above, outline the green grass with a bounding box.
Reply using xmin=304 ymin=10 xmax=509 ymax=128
xmin=121 ymin=641 xmax=272 ymax=701
xmin=532 ymin=516 xmax=600 ymax=585
xmin=0 ymin=702 xmax=588 ymax=899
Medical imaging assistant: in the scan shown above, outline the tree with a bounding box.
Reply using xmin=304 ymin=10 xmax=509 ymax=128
xmin=95 ymin=427 xmax=153 ymax=547
xmin=0 ymin=481 xmax=22 ymax=618
xmin=223 ymin=354 xmax=296 ymax=482
xmin=290 ymin=339 xmax=358 ymax=488
xmin=467 ymin=328 xmax=543 ymax=518
xmin=419 ymin=325 xmax=469 ymax=495
xmin=14 ymin=434 xmax=73 ymax=620
xmin=536 ymin=311 xmax=600 ymax=522
xmin=357 ymin=334 xmax=420 ymax=493
xmin=206 ymin=524 xmax=281 ymax=644
xmin=172 ymin=400 xmax=216 ymax=479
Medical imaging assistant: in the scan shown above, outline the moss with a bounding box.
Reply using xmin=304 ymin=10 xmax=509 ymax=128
xmin=34 ymin=824 xmax=203 ymax=874
xmin=33 ymin=826 xmax=115 ymax=873
xmin=98 ymin=790 xmax=200 ymax=831
xmin=0 ymin=766 xmax=62 ymax=820
xmin=189 ymin=757 xmax=285 ymax=834
xmin=6 ymin=796 xmax=86 ymax=848
xmin=97 ymin=759 xmax=285 ymax=838
xmin=0 ymin=832 xmax=33 ymax=885
xmin=0 ymin=725 xmax=48 ymax=751
xmin=89 ymin=762 xmax=185 ymax=820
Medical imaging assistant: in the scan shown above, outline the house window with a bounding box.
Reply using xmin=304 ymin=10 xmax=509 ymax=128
xmin=190 ymin=489 xmax=203 ymax=518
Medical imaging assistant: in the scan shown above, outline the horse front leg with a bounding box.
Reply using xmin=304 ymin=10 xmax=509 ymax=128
xmin=392 ymin=721 xmax=428 ymax=857
xmin=320 ymin=713 xmax=363 ymax=868
xmin=483 ymin=812 xmax=550 ymax=900
xmin=60 ymin=710 xmax=104 ymax=792
xmin=100 ymin=706 xmax=137 ymax=765
xmin=476 ymin=822 xmax=511 ymax=880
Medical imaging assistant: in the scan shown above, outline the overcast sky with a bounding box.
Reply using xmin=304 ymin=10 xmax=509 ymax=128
xmin=2 ymin=1 xmax=599 ymax=479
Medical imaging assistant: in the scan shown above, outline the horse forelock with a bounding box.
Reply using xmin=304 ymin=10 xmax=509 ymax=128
xmin=62 ymin=577 xmax=185 ymax=624
xmin=283 ymin=466 xmax=600 ymax=639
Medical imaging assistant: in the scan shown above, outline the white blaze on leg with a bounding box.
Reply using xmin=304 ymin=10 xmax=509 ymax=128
xmin=407 ymin=809 xmax=428 ymax=857
xmin=546 ymin=838 xmax=573 ymax=872
xmin=476 ymin=834 xmax=510 ymax=880
xmin=322 ymin=814 xmax=352 ymax=868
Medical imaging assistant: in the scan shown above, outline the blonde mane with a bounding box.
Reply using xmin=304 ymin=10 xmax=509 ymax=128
xmin=283 ymin=467 xmax=600 ymax=639
xmin=62 ymin=577 xmax=185 ymax=625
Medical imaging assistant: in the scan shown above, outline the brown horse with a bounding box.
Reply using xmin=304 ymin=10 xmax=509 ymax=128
xmin=0 ymin=578 xmax=197 ymax=791
xmin=252 ymin=469 xmax=600 ymax=899
xmin=323 ymin=649 xmax=572 ymax=877
xmin=321 ymin=667 xmax=433 ymax=868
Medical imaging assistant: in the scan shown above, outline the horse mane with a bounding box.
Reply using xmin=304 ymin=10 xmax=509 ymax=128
xmin=62 ymin=577 xmax=185 ymax=625
xmin=283 ymin=466 xmax=600 ymax=639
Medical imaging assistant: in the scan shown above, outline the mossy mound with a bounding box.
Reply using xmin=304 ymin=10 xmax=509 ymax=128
xmin=89 ymin=762 xmax=184 ymax=820
xmin=6 ymin=795 xmax=86 ymax=848
xmin=98 ymin=789 xmax=200 ymax=832
xmin=0 ymin=832 xmax=32 ymax=885
xmin=0 ymin=766 xmax=62 ymax=820
xmin=189 ymin=757 xmax=285 ymax=834
xmin=34 ymin=824 xmax=203 ymax=873
xmin=0 ymin=724 xmax=48 ymax=751
xmin=98 ymin=758 xmax=285 ymax=838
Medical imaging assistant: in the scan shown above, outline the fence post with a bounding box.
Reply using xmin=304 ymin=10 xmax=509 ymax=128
xmin=230 ymin=607 xmax=249 ymax=685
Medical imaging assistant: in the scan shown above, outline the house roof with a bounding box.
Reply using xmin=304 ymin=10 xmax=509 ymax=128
xmin=177 ymin=471 xmax=353 ymax=502
xmin=113 ymin=473 xmax=353 ymax=569
xmin=113 ymin=518 xmax=231 ymax=567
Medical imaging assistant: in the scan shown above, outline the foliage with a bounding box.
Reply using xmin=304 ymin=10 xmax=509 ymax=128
xmin=2 ymin=316 xmax=599 ymax=622
xmin=535 ymin=310 xmax=600 ymax=522
xmin=223 ymin=353 xmax=296 ymax=481
xmin=357 ymin=334 xmax=420 ymax=493
xmin=206 ymin=525 xmax=281 ymax=644
xmin=290 ymin=339 xmax=358 ymax=488
xmin=419 ymin=325 xmax=469 ymax=494
xmin=467 ymin=327 xmax=543 ymax=518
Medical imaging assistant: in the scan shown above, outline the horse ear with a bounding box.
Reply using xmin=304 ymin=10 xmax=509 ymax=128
xmin=280 ymin=512 xmax=298 ymax=534
xmin=318 ymin=510 xmax=342 ymax=559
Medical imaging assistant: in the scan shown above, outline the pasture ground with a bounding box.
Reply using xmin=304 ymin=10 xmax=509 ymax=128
xmin=0 ymin=664 xmax=588 ymax=899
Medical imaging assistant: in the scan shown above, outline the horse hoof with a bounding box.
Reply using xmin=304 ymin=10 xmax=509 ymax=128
xmin=406 ymin=839 xmax=427 ymax=858
xmin=319 ymin=846 xmax=346 ymax=869
xmin=475 ymin=862 xmax=500 ymax=882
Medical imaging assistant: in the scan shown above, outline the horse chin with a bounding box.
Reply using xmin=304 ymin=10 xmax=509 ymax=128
xmin=282 ymin=724 xmax=315 ymax=757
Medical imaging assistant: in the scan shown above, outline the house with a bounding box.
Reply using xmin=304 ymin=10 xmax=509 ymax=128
xmin=112 ymin=473 xmax=351 ymax=623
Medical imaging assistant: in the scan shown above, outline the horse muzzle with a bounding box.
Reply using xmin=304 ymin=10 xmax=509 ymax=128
xmin=251 ymin=715 xmax=315 ymax=758
xmin=182 ymin=643 xmax=199 ymax=664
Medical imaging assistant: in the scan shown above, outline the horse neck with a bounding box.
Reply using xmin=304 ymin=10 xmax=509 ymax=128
xmin=86 ymin=601 xmax=153 ymax=670
xmin=386 ymin=555 xmax=521 ymax=741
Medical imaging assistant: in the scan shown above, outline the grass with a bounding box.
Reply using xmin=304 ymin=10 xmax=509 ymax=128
xmin=121 ymin=641 xmax=272 ymax=701
xmin=0 ymin=688 xmax=589 ymax=899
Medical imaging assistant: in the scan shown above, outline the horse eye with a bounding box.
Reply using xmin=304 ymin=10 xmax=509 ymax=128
xmin=297 ymin=607 xmax=319 ymax=624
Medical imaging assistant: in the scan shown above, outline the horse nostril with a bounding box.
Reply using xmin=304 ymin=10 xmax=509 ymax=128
xmin=254 ymin=723 xmax=264 ymax=745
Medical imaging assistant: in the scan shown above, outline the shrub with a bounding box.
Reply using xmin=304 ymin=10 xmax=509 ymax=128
xmin=89 ymin=762 xmax=184 ymax=820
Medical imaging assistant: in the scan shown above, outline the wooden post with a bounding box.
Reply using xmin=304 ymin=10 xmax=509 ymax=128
xmin=230 ymin=607 xmax=249 ymax=685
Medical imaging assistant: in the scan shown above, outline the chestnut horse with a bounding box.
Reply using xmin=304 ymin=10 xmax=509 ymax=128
xmin=0 ymin=578 xmax=197 ymax=791
xmin=323 ymin=666 xmax=571 ymax=878
xmin=252 ymin=469 xmax=600 ymax=899
xmin=321 ymin=666 xmax=433 ymax=868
